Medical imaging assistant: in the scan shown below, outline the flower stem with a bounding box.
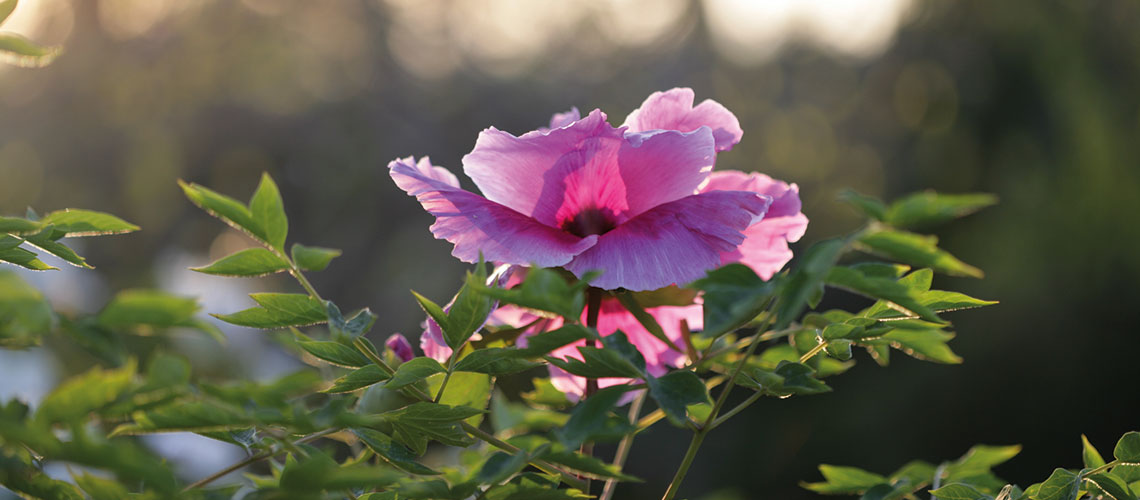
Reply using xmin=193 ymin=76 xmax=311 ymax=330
xmin=600 ymin=391 xmax=646 ymax=500
xmin=660 ymin=430 xmax=706 ymax=500
xmin=183 ymin=428 xmax=338 ymax=491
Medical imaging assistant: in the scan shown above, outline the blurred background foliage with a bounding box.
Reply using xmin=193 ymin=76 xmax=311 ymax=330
xmin=1 ymin=0 xmax=1138 ymax=498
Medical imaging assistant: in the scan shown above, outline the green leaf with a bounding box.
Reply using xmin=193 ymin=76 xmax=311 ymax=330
xmin=385 ymin=357 xmax=446 ymax=389
xmin=555 ymin=385 xmax=630 ymax=448
xmin=648 ymin=370 xmax=711 ymax=427
xmin=376 ymin=402 xmax=482 ymax=455
xmin=615 ymin=290 xmax=681 ymax=351
xmin=803 ymin=465 xmax=888 ymax=494
xmin=453 ymin=348 xmax=542 ymax=375
xmin=826 ymin=266 xmax=944 ymax=324
xmin=1086 ymin=473 xmax=1137 ymax=500
xmin=297 ymin=339 xmax=371 ymax=368
xmin=516 ymin=325 xmax=591 ymax=357
xmin=546 ymin=344 xmax=643 ymax=379
xmin=74 ymin=472 xmax=132 ymax=500
xmin=411 ymin=290 xmax=450 ymax=336
xmin=443 ymin=265 xmax=495 ymax=348
xmin=97 ymin=290 xmax=200 ymax=329
xmin=110 ymin=400 xmax=258 ymax=436
xmin=352 ymin=428 xmax=439 ymax=475
xmin=0 ymin=270 xmax=53 ymax=348
xmin=482 ymin=473 xmax=591 ymax=500
xmin=40 ymin=209 xmax=139 ymax=237
xmin=945 ymin=445 xmax=1021 ymax=479
xmin=840 ymin=190 xmax=888 ymax=221
xmin=1116 ymin=432 xmax=1140 ymax=462
xmin=324 ymin=364 xmax=390 ymax=393
xmin=881 ymin=329 xmax=962 ymax=364
xmin=522 ymin=377 xmax=572 ymax=409
xmin=858 ymin=229 xmax=983 ymax=278
xmin=428 ymin=371 xmax=492 ymax=427
xmin=472 ymin=266 xmax=590 ymax=319
xmin=22 ymin=227 xmax=91 ymax=268
xmin=179 ymin=180 xmax=264 ymax=241
xmin=884 ymin=191 xmax=997 ymax=229
xmin=291 ymin=243 xmax=341 ymax=271
xmin=741 ymin=361 xmax=831 ymax=397
xmin=0 ymin=450 xmax=85 ymax=500
xmin=1082 ymin=435 xmax=1107 ymax=469
xmin=191 ymin=248 xmax=289 ymax=277
xmin=278 ymin=451 xmax=402 ymax=492
xmin=249 ymin=173 xmax=288 ymax=250
xmin=507 ymin=435 xmax=638 ymax=481
xmin=0 ymin=0 xmax=17 ymax=25
xmin=1032 ymin=468 xmax=1081 ymax=500
xmin=326 ymin=301 xmax=377 ymax=340
xmin=777 ymin=239 xmax=846 ymax=329
xmin=930 ymin=484 xmax=993 ymax=500
xmin=0 ymin=32 xmax=61 ymax=67
xmin=689 ymin=263 xmax=776 ymax=338
xmin=214 ymin=293 xmax=327 ymax=329
xmin=478 ymin=451 xmax=533 ymax=485
xmin=491 ymin=392 xmax=569 ymax=434
xmin=37 ymin=360 xmax=136 ymax=425
xmin=0 ymin=215 xmax=41 ymax=234
xmin=0 ymin=236 xmax=55 ymax=270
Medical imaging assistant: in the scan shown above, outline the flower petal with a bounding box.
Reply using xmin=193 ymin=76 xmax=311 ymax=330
xmin=390 ymin=157 xmax=597 ymax=267
xmin=623 ymin=88 xmax=744 ymax=152
xmin=564 ymin=190 xmax=772 ymax=291
xmin=463 ymin=110 xmax=716 ymax=228
xmin=702 ymin=171 xmax=809 ymax=279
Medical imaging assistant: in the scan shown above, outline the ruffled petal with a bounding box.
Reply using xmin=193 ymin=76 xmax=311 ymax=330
xmin=547 ymin=107 xmax=581 ymax=130
xmin=623 ymin=88 xmax=744 ymax=152
xmin=701 ymin=171 xmax=809 ymax=280
xmin=564 ymin=190 xmax=772 ymax=291
xmin=463 ymin=110 xmax=716 ymax=228
xmin=419 ymin=317 xmax=451 ymax=363
xmin=390 ymin=157 xmax=597 ymax=268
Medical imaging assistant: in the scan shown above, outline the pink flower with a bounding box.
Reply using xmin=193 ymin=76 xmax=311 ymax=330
xmin=385 ymin=334 xmax=415 ymax=362
xmin=390 ymin=88 xmax=779 ymax=292
xmin=503 ymin=297 xmax=702 ymax=402
xmin=701 ymin=171 xmax=809 ymax=280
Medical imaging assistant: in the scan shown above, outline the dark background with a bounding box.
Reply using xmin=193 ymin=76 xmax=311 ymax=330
xmin=1 ymin=0 xmax=1138 ymax=498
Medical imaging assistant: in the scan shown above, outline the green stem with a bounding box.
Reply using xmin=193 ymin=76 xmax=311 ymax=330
xmin=708 ymin=391 xmax=762 ymax=431
xmin=600 ymin=391 xmax=646 ymax=500
xmin=799 ymin=341 xmax=827 ymax=364
xmin=1083 ymin=460 xmax=1118 ymax=477
xmin=434 ymin=347 xmax=463 ymax=403
xmin=660 ymin=431 xmax=706 ymax=500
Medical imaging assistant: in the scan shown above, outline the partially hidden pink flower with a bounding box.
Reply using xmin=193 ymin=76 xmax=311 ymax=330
xmin=390 ymin=89 xmax=776 ymax=292
xmin=512 ymin=297 xmax=702 ymax=403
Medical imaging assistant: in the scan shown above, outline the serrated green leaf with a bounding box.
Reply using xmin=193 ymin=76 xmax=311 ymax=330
xmin=0 ymin=450 xmax=85 ymax=500
xmin=324 ymin=364 xmax=389 ymax=393
xmin=946 ymin=445 xmax=1021 ymax=479
xmin=858 ymin=229 xmax=983 ymax=278
xmin=690 ymin=263 xmax=776 ymax=338
xmin=1116 ymin=432 xmax=1140 ymax=462
xmin=412 ymin=290 xmax=450 ymax=336
xmin=326 ymin=301 xmax=377 ymax=341
xmin=648 ymin=370 xmax=710 ymax=427
xmin=881 ymin=329 xmax=961 ymax=364
xmin=546 ymin=344 xmax=642 ymax=379
xmin=191 ymin=248 xmax=289 ymax=277
xmin=110 ymin=400 xmax=258 ymax=436
xmin=803 ymin=465 xmax=888 ymax=494
xmin=428 ymin=371 xmax=492 ymax=427
xmin=97 ymin=290 xmax=200 ymax=329
xmin=297 ymin=340 xmax=370 ymax=368
xmin=215 ymin=293 xmax=327 ymax=329
xmin=615 ymin=289 xmax=680 ymax=351
xmin=291 ymin=243 xmax=341 ymax=271
xmin=352 ymin=428 xmax=439 ymax=475
xmin=884 ymin=191 xmax=997 ymax=229
xmin=1082 ymin=435 xmax=1107 ymax=469
xmin=471 ymin=266 xmax=589 ymax=319
xmin=375 ymin=402 xmax=482 ymax=455
xmin=386 ymin=357 xmax=446 ymax=389
xmin=0 ymin=215 xmax=41 ymax=234
xmin=482 ymin=473 xmax=591 ymax=499
xmin=478 ymin=450 xmax=533 ymax=485
xmin=179 ymin=180 xmax=264 ymax=241
xmin=37 ymin=359 xmax=136 ymax=425
xmin=0 ymin=32 xmax=61 ymax=67
xmin=41 ymin=209 xmax=139 ymax=237
xmin=516 ymin=325 xmax=591 ymax=357
xmin=453 ymin=348 xmax=542 ymax=375
xmin=931 ymin=483 xmax=993 ymax=500
xmin=827 ymin=266 xmax=944 ymax=324
xmin=23 ymin=227 xmax=91 ymax=268
xmin=1033 ymin=468 xmax=1080 ymax=500
xmin=278 ymin=451 xmax=402 ymax=492
xmin=555 ymin=385 xmax=630 ymax=449
xmin=443 ymin=266 xmax=494 ymax=348
xmin=1086 ymin=473 xmax=1137 ymax=500
xmin=249 ymin=173 xmax=288 ymax=250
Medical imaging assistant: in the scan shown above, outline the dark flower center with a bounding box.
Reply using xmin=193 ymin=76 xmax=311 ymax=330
xmin=560 ymin=208 xmax=617 ymax=238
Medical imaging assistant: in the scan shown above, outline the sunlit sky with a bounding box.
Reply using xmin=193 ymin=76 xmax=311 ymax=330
xmin=3 ymin=0 xmax=915 ymax=79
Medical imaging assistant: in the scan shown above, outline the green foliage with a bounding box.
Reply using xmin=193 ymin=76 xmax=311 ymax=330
xmin=291 ymin=243 xmax=341 ymax=271
xmin=192 ymin=247 xmax=290 ymax=276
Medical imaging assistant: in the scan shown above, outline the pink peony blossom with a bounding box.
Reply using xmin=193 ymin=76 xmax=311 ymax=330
xmin=389 ymin=88 xmax=789 ymax=292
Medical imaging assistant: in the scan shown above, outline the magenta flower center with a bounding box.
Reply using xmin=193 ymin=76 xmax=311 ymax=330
xmin=559 ymin=207 xmax=619 ymax=238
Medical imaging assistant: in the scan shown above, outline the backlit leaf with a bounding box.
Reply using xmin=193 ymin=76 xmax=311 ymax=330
xmin=191 ymin=248 xmax=289 ymax=277
xmin=41 ymin=209 xmax=139 ymax=237
xmin=291 ymin=243 xmax=341 ymax=271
